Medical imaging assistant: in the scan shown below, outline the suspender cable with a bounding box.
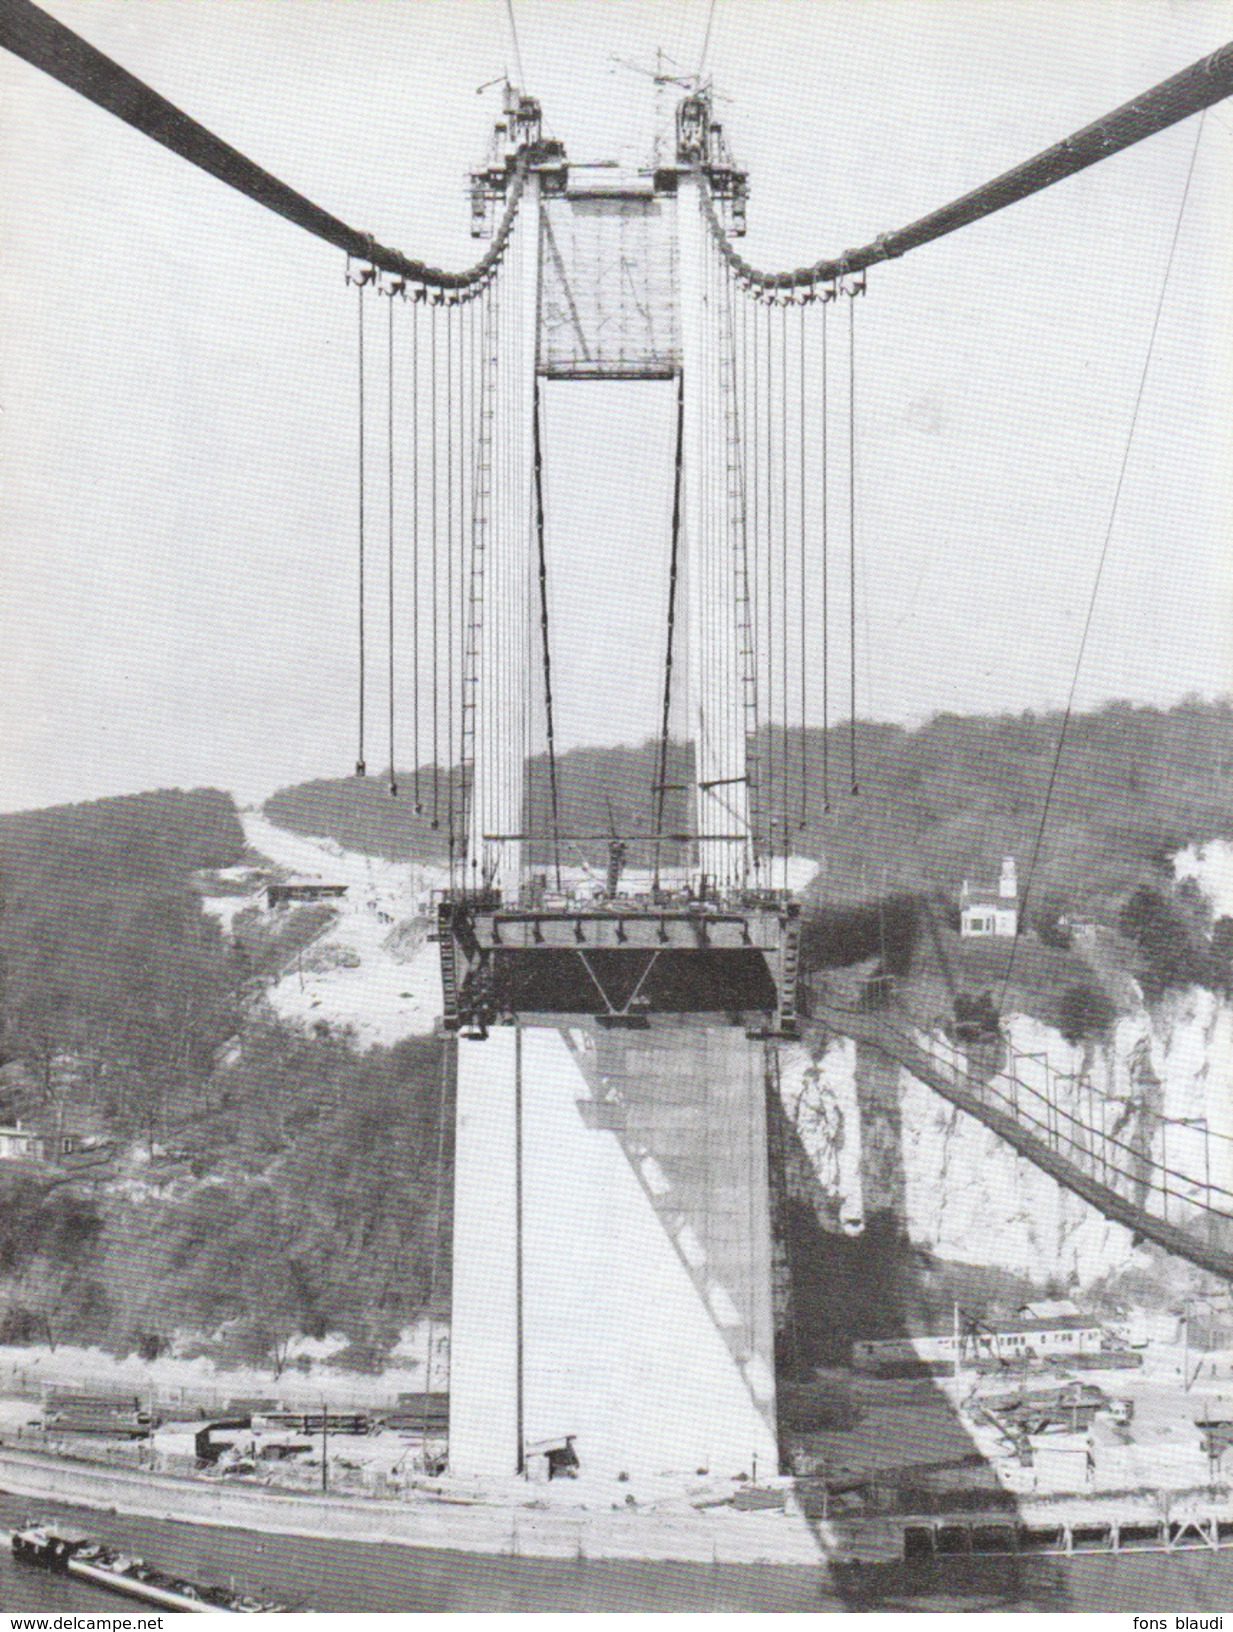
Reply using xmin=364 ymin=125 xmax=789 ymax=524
xmin=455 ymin=299 xmax=464 ymax=873
xmin=527 ymin=249 xmax=536 ymax=892
xmin=462 ymin=292 xmax=475 ymax=867
xmin=421 ymin=1036 xmax=451 ymax=1447
xmin=780 ymin=298 xmax=789 ymax=860
xmin=411 ymin=296 xmax=422 ymax=813
xmin=532 ymin=380 xmax=563 ymax=892
xmin=708 ymin=252 xmax=717 ymax=886
xmin=820 ymin=296 xmax=830 ymax=812
xmin=430 ymin=299 xmax=440 ymax=828
xmin=459 ymin=292 xmax=474 ymax=867
xmin=737 ymin=281 xmax=753 ymax=877
xmin=456 ymin=295 xmax=465 ymax=864
xmin=747 ymin=290 xmax=761 ymax=864
xmin=728 ymin=264 xmax=757 ymax=889
xmin=387 ymin=290 xmax=398 ymax=796
xmin=471 ymin=280 xmax=486 ymax=880
xmin=355 ymin=278 xmax=368 ymax=777
xmin=490 ymin=269 xmax=502 ymax=887
xmin=446 ymin=300 xmax=456 ymax=873
xmin=760 ymin=301 xmax=769 ymax=874
xmin=848 ymin=289 xmax=859 ymax=797
xmin=799 ymin=299 xmax=807 ymax=829
xmin=705 ymin=247 xmax=717 ymax=887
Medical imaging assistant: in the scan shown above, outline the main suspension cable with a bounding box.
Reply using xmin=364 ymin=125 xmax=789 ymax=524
xmin=1 ymin=0 xmax=536 ymax=291
xmin=10 ymin=0 xmax=1228 ymax=300
xmin=691 ymin=47 xmax=1233 ymax=294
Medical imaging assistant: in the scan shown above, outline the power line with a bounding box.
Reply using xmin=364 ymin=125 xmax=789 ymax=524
xmin=999 ymin=110 xmax=1206 ymax=1008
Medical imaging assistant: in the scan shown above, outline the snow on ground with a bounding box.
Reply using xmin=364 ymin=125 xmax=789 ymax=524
xmin=198 ymin=810 xmax=450 ymax=1047
xmin=200 ymin=809 xmax=820 ymax=1052
xmin=225 ymin=811 xmax=449 ymax=1048
xmin=266 ymin=925 xmax=444 ymax=1048
xmin=199 ymin=890 xmax=262 ymax=935
xmin=0 ymin=1319 xmax=451 ymax=1412
xmin=1174 ymin=838 xmax=1233 ymax=921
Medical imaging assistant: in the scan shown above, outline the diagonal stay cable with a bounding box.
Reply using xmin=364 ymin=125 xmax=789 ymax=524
xmin=999 ymin=111 xmax=1207 ymax=1008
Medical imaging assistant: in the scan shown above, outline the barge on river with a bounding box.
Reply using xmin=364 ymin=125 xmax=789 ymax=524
xmin=9 ymin=1520 xmax=284 ymax=1612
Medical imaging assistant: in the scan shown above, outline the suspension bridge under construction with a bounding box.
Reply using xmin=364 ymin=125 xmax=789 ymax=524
xmin=3 ymin=0 xmax=1232 ymax=1481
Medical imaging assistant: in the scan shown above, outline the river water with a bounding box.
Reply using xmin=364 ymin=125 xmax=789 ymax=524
xmin=6 ymin=1492 xmax=1233 ymax=1612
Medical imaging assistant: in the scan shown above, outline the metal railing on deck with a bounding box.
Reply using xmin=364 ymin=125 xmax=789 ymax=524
xmin=809 ymin=992 xmax=1233 ymax=1279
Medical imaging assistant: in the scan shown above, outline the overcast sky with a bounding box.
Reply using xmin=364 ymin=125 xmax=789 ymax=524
xmin=1 ymin=0 xmax=1230 ymax=814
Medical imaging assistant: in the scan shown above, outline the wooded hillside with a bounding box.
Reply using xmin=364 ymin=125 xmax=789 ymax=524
xmin=268 ymin=700 xmax=1233 ymax=917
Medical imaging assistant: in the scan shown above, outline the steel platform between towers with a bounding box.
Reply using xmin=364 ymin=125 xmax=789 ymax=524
xmin=438 ymin=895 xmax=802 ymax=1034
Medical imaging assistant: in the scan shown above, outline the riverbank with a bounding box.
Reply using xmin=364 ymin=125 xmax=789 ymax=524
xmin=0 ymin=1447 xmax=827 ymax=1568
xmin=11 ymin=1476 xmax=1233 ymax=1614
xmin=0 ymin=1493 xmax=839 ymax=1614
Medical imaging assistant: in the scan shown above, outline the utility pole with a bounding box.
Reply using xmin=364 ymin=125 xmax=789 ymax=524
xmin=321 ymin=1398 xmax=329 ymax=1492
xmin=953 ymin=1300 xmax=962 ymax=1385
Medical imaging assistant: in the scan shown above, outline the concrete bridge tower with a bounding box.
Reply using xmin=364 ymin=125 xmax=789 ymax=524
xmin=445 ymin=87 xmax=790 ymax=1482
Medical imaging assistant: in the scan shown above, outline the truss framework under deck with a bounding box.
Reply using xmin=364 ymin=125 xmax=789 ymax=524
xmin=439 ymin=897 xmax=801 ymax=1037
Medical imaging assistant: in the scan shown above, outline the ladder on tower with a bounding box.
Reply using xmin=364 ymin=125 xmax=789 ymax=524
xmin=776 ymin=906 xmax=801 ymax=1037
xmin=716 ymin=274 xmax=760 ymax=883
xmin=459 ymin=294 xmax=497 ymax=859
xmin=438 ymin=904 xmax=461 ymax=1032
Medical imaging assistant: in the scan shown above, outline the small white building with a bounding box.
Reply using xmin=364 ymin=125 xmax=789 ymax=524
xmin=0 ymin=1123 xmax=48 ymax=1162
xmin=0 ymin=1119 xmax=83 ymax=1164
xmin=960 ymin=856 xmax=1019 ymax=938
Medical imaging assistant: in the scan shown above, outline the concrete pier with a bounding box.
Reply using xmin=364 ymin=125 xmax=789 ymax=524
xmin=449 ymin=1019 xmax=778 ymax=1480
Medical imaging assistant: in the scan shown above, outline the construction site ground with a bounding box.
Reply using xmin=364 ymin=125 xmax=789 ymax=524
xmin=787 ymin=1342 xmax=1233 ymax=1515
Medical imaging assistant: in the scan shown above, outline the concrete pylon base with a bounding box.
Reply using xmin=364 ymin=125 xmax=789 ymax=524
xmin=449 ymin=1020 xmax=778 ymax=1481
